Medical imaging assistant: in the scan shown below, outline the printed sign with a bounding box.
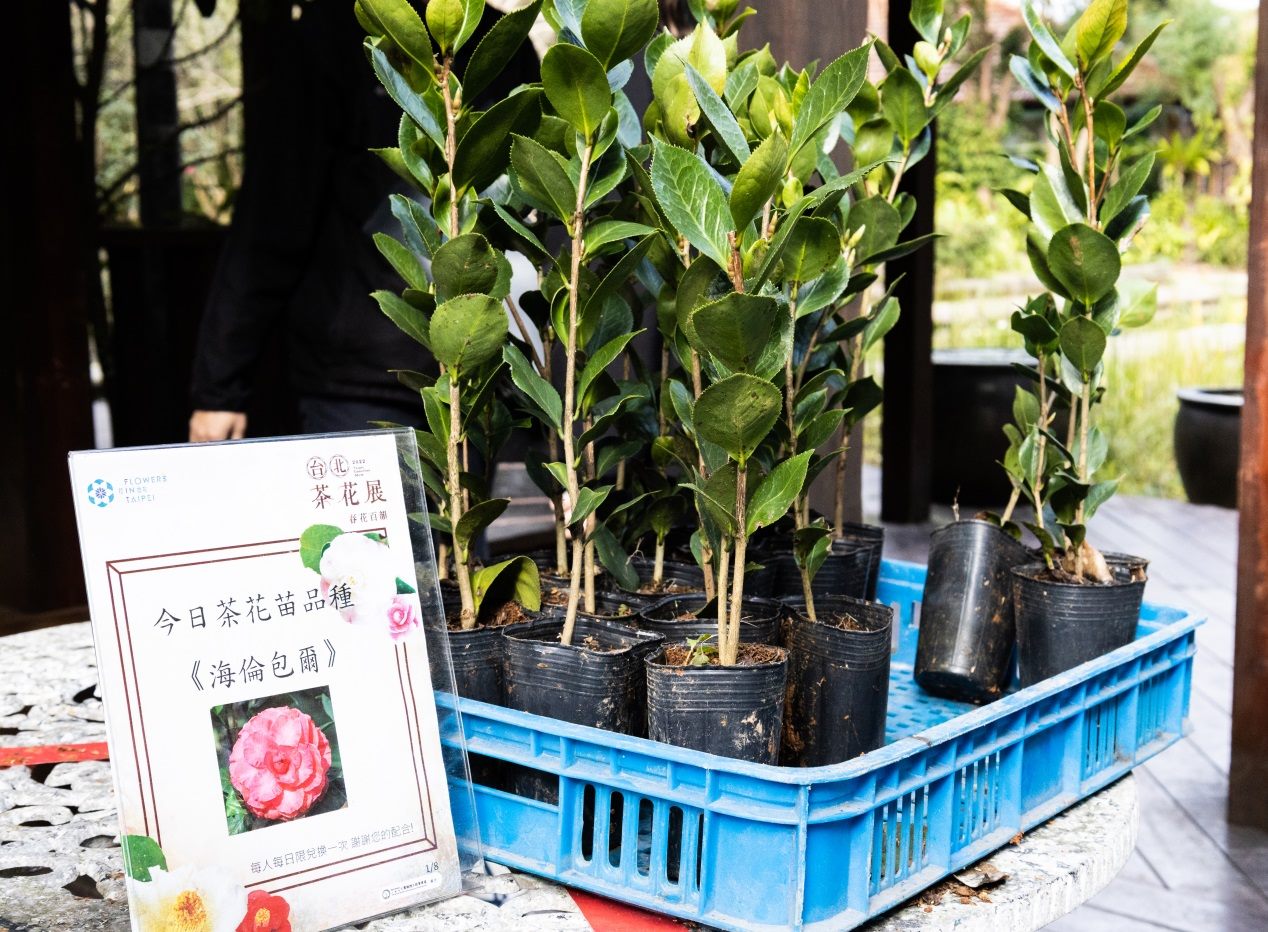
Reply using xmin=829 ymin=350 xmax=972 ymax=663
xmin=69 ymin=431 xmax=463 ymax=931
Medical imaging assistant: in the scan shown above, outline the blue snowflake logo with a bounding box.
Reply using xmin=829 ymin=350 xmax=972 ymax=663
xmin=87 ymin=479 xmax=114 ymax=508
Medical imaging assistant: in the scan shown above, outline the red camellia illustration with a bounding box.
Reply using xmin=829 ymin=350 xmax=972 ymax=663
xmin=229 ymin=706 xmax=331 ymax=821
xmin=236 ymin=889 xmax=291 ymax=932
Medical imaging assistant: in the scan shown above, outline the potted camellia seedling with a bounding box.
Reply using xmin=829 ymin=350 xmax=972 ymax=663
xmin=491 ymin=0 xmax=667 ymax=734
xmin=356 ymin=0 xmax=545 ymax=703
xmin=979 ymin=0 xmax=1161 ymax=689
xmin=633 ymin=3 xmax=907 ymax=761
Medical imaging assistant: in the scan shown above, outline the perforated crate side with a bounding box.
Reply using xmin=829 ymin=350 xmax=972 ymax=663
xmin=438 ymin=559 xmax=1200 ymax=932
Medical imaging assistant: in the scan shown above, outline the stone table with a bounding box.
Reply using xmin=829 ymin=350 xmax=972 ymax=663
xmin=0 ymin=623 xmax=1136 ymax=931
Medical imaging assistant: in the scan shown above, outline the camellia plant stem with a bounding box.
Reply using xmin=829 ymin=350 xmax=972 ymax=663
xmin=560 ymin=142 xmax=595 ymax=647
xmin=724 ymin=464 xmax=749 ymax=667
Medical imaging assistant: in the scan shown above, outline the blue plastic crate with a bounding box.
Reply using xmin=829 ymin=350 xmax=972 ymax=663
xmin=438 ymin=559 xmax=1199 ymax=931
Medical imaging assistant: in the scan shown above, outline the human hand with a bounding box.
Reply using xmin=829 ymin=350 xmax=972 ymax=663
xmin=189 ymin=410 xmax=247 ymax=442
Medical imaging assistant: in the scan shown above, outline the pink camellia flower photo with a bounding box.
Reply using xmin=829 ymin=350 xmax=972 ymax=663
xmin=229 ymin=706 xmax=332 ymax=821
xmin=386 ymin=595 xmax=420 ymax=641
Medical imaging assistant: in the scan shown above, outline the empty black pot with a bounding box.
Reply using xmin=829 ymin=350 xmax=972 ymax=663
xmin=915 ymin=520 xmax=1034 ymax=703
xmin=1012 ymin=555 xmax=1148 ymax=687
xmin=783 ymin=596 xmax=894 ymax=766
xmin=501 ymin=614 xmax=664 ymax=732
xmin=1175 ymin=387 xmax=1241 ymax=508
xmin=638 ymin=595 xmax=782 ymax=646
xmin=645 ymin=647 xmax=788 ymax=764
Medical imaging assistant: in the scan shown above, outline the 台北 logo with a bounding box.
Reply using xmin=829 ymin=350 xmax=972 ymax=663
xmin=87 ymin=479 xmax=115 ymax=508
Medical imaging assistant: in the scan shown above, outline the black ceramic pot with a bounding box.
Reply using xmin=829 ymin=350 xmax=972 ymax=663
xmin=1174 ymin=387 xmax=1241 ymax=508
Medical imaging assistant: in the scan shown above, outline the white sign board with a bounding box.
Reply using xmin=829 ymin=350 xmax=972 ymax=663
xmin=70 ymin=431 xmax=464 ymax=931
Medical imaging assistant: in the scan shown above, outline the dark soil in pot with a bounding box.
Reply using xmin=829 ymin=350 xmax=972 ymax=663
xmin=645 ymin=644 xmax=788 ymax=764
xmin=619 ymin=554 xmax=707 ymax=598
xmin=914 ymin=520 xmax=1034 ymax=703
xmin=540 ymin=585 xmax=654 ymax=616
xmin=1012 ymin=555 xmax=1148 ymax=688
xmin=638 ymin=595 xmax=782 ymax=646
xmin=782 ymin=596 xmax=894 ymax=766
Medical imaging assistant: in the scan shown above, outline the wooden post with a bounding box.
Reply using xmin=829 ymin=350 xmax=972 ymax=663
xmin=1229 ymin=0 xmax=1268 ymax=830
xmin=880 ymin=0 xmax=935 ymax=523
xmin=0 ymin=1 xmax=95 ymax=612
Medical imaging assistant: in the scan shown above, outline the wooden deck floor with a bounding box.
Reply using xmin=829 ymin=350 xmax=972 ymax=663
xmin=870 ymin=477 xmax=1268 ymax=931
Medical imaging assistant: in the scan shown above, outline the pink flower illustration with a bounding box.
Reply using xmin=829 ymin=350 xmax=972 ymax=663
xmin=386 ymin=595 xmax=419 ymax=641
xmin=229 ymin=707 xmax=331 ymax=821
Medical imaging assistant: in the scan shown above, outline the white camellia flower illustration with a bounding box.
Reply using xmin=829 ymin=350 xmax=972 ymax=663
xmin=131 ymin=864 xmax=246 ymax=932
xmin=317 ymin=532 xmax=399 ymax=626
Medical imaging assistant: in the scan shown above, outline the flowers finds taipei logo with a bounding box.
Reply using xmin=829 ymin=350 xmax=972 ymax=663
xmin=87 ymin=479 xmax=115 ymax=508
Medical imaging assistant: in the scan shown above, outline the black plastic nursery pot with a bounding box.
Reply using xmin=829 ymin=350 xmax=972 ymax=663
xmin=645 ymin=645 xmax=788 ymax=764
xmin=914 ymin=519 xmax=1035 ymax=703
xmin=638 ymin=595 xmax=782 ymax=646
xmin=621 ymin=554 xmax=707 ymax=597
xmin=782 ymin=596 xmax=894 ymax=767
xmin=1174 ymin=387 xmax=1242 ymax=508
xmin=767 ymin=540 xmax=872 ymax=602
xmin=1011 ymin=555 xmax=1149 ymax=688
xmin=501 ymin=614 xmax=664 ymax=733
xmin=438 ymin=583 xmax=505 ymax=705
xmin=836 ymin=522 xmax=885 ymax=601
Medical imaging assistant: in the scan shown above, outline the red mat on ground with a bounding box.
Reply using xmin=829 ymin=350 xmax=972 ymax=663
xmin=568 ymin=889 xmax=689 ymax=930
xmin=0 ymin=741 xmax=109 ymax=766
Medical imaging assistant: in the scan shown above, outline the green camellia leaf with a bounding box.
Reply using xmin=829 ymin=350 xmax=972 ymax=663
xmin=1047 ymin=223 xmax=1121 ymax=308
xmin=1117 ymin=279 xmax=1157 ymax=328
xmin=695 ymin=373 xmax=782 ymax=465
xmin=583 ymin=220 xmax=657 ymax=255
xmin=431 ymin=233 xmax=501 ymax=301
xmin=122 ymin=834 xmax=168 ymax=883
xmin=1074 ymin=0 xmax=1127 ymax=69
xmin=503 ymin=344 xmax=562 ymax=429
xmin=1059 ymin=316 xmax=1107 ymax=376
xmin=430 ymin=294 xmax=508 ymax=371
xmin=861 ymin=297 xmax=900 ymax=354
xmin=1096 ymin=21 xmax=1168 ymax=100
xmin=472 ymin=555 xmax=541 ymax=617
xmin=452 ymin=88 xmax=542 ymax=194
xmin=880 ymin=67 xmax=929 ymax=149
xmin=1021 ymin=0 xmax=1076 ymax=79
xmin=425 ymin=0 xmax=465 ymax=54
xmin=579 ymin=330 xmax=644 ymax=402
xmin=746 ymin=451 xmax=812 ymax=534
xmin=1093 ymin=99 xmax=1126 ymax=147
xmin=729 ymin=131 xmax=788 ymax=231
xmin=1008 ymin=54 xmax=1060 ymax=114
xmin=910 ymin=0 xmax=944 ymax=45
xmin=581 ymin=0 xmax=660 ymax=69
xmin=454 ymin=498 xmax=510 ymax=554
xmin=1101 ymin=152 xmax=1154 ymax=226
xmin=847 ymin=195 xmax=901 ymax=265
xmin=463 ymin=0 xmax=543 ymax=101
xmin=790 ymin=42 xmax=871 ymax=157
xmin=1026 ymin=233 xmax=1070 ymax=300
xmin=510 ymin=133 xmax=577 ymax=225
xmin=569 ymin=485 xmax=613 ymax=529
xmin=373 ymin=233 xmax=429 ymax=291
xmin=541 ymin=43 xmax=612 ymax=140
xmin=781 ymin=216 xmax=839 ymax=284
xmin=650 ymin=137 xmax=732 ymax=268
xmin=592 ymin=523 xmax=639 ymax=590
xmin=652 ymin=24 xmax=727 ymax=104
xmin=367 ymin=43 xmax=446 ymax=152
xmin=299 ymin=525 xmax=344 ymax=574
xmin=373 ymin=290 xmax=432 ymax=348
xmin=362 ymin=0 xmax=435 ymax=70
xmin=690 ymin=294 xmax=780 ymax=373
xmin=1029 ymin=165 xmax=1083 ymax=242
xmin=1011 ymin=308 xmax=1060 ymax=348
xmin=685 ymin=64 xmax=750 ymax=164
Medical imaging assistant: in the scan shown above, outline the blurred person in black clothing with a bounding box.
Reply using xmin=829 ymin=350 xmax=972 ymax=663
xmin=189 ymin=0 xmax=539 ymax=440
